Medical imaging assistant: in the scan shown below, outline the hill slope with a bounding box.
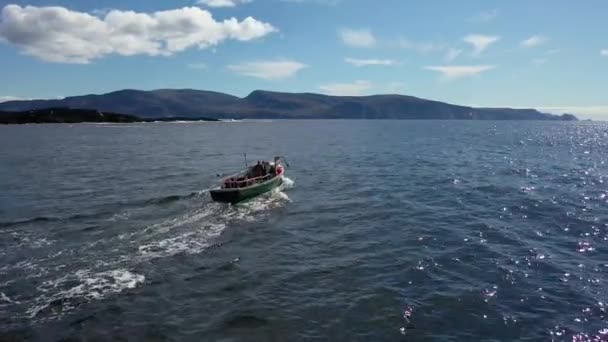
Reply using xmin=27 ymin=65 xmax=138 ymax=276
xmin=0 ymin=89 xmax=578 ymax=121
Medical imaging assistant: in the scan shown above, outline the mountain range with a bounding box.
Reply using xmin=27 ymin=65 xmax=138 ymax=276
xmin=0 ymin=89 xmax=578 ymax=121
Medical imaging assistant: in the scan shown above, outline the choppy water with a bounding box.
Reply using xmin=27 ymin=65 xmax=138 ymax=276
xmin=1 ymin=120 xmax=607 ymax=341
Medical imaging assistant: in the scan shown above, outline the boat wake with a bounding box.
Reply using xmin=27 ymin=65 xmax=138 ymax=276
xmin=136 ymin=179 xmax=293 ymax=258
xmin=4 ymin=177 xmax=295 ymax=323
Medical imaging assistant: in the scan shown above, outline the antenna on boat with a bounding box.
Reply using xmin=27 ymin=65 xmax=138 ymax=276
xmin=243 ymin=153 xmax=248 ymax=168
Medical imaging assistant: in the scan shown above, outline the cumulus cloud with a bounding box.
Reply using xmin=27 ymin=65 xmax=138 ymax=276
xmin=0 ymin=4 xmax=276 ymax=63
xmin=344 ymin=58 xmax=397 ymax=67
xmin=339 ymin=28 xmax=376 ymax=48
xmin=444 ymin=48 xmax=462 ymax=62
xmin=601 ymin=49 xmax=608 ymax=57
xmin=469 ymin=9 xmax=499 ymax=23
xmin=196 ymin=0 xmax=252 ymax=8
xmin=521 ymin=35 xmax=548 ymax=48
xmin=319 ymin=80 xmax=372 ymax=96
xmin=463 ymin=34 xmax=500 ymax=56
xmin=424 ymin=65 xmax=496 ymax=81
xmin=228 ymin=59 xmax=306 ymax=80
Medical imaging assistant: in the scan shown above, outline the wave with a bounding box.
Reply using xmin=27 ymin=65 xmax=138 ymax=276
xmin=0 ymin=211 xmax=115 ymax=228
xmin=221 ymin=314 xmax=269 ymax=329
xmin=1 ymin=190 xmax=210 ymax=229
xmin=0 ymin=216 xmax=57 ymax=228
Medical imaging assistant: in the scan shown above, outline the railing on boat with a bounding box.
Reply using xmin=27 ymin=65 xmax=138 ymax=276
xmin=223 ymin=173 xmax=274 ymax=188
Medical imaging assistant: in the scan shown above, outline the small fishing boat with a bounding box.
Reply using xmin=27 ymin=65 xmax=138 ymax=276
xmin=210 ymin=156 xmax=287 ymax=204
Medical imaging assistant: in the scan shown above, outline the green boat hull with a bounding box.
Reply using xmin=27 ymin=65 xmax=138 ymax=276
xmin=210 ymin=176 xmax=283 ymax=204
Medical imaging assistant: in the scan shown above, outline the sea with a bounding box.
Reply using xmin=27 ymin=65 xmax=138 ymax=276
xmin=0 ymin=120 xmax=607 ymax=341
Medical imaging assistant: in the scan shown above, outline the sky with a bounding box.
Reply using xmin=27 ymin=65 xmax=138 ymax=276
xmin=0 ymin=0 xmax=607 ymax=119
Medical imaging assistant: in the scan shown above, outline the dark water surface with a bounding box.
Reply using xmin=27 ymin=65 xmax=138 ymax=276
xmin=1 ymin=120 xmax=608 ymax=341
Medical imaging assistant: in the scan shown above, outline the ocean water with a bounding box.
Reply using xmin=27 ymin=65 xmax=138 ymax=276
xmin=0 ymin=120 xmax=607 ymax=341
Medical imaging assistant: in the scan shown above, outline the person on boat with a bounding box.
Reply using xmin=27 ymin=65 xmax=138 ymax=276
xmin=251 ymin=161 xmax=260 ymax=178
xmin=265 ymin=161 xmax=271 ymax=176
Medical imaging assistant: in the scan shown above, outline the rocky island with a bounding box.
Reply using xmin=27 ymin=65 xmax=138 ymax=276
xmin=0 ymin=108 xmax=140 ymax=124
xmin=0 ymin=108 xmax=222 ymax=124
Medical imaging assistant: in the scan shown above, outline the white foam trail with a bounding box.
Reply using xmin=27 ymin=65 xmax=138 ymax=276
xmin=227 ymin=188 xmax=290 ymax=220
xmin=4 ymin=231 xmax=55 ymax=250
xmin=108 ymin=211 xmax=130 ymax=222
xmin=277 ymin=192 xmax=290 ymax=201
xmin=142 ymin=203 xmax=221 ymax=236
xmin=28 ymin=269 xmax=144 ymax=319
xmin=137 ymin=182 xmax=292 ymax=259
xmin=1 ymin=292 xmax=18 ymax=304
xmin=282 ymin=176 xmax=295 ymax=189
xmin=137 ymin=223 xmax=226 ymax=260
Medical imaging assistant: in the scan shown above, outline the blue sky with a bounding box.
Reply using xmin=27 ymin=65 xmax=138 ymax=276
xmin=0 ymin=0 xmax=607 ymax=119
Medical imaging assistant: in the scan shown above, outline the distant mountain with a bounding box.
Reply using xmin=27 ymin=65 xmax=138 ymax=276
xmin=0 ymin=89 xmax=578 ymax=121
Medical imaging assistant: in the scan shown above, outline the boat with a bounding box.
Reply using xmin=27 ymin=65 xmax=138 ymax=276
xmin=210 ymin=157 xmax=286 ymax=204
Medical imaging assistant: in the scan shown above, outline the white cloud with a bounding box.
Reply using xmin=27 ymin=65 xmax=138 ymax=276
xmin=339 ymin=28 xmax=376 ymax=48
xmin=395 ymin=37 xmax=445 ymax=53
xmin=463 ymin=34 xmax=500 ymax=56
xmin=469 ymin=9 xmax=499 ymax=22
xmin=319 ymin=80 xmax=372 ymax=96
xmin=0 ymin=96 xmax=30 ymax=103
xmin=424 ymin=65 xmax=496 ymax=81
xmin=444 ymin=48 xmax=462 ymax=62
xmin=344 ymin=57 xmax=397 ymax=67
xmin=0 ymin=5 xmax=276 ymax=63
xmin=228 ymin=59 xmax=306 ymax=80
xmin=521 ymin=35 xmax=548 ymax=48
xmin=196 ymin=0 xmax=252 ymax=8
xmin=601 ymin=49 xmax=608 ymax=57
